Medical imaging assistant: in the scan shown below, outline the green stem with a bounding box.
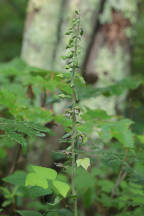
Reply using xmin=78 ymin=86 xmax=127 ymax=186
xmin=71 ymin=21 xmax=79 ymax=216
xmin=64 ymin=11 xmax=81 ymax=216
xmin=71 ymin=82 xmax=78 ymax=216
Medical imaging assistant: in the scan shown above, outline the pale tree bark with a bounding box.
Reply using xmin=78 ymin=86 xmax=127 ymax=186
xmin=21 ymin=0 xmax=101 ymax=71
xmin=21 ymin=0 xmax=68 ymax=70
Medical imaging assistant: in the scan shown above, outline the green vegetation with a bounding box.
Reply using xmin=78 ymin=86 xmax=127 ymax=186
xmin=0 ymin=0 xmax=27 ymax=61
xmin=0 ymin=2 xmax=144 ymax=216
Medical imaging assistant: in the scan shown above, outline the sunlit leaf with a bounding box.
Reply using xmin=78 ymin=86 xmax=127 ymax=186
xmin=76 ymin=158 xmax=90 ymax=170
xmin=25 ymin=173 xmax=48 ymax=189
xmin=53 ymin=180 xmax=70 ymax=198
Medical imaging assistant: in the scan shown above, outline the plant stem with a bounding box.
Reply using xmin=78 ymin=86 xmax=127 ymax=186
xmin=71 ymin=80 xmax=78 ymax=216
xmin=64 ymin=11 xmax=81 ymax=215
xmin=9 ymin=144 xmax=21 ymax=174
xmin=71 ymin=16 xmax=80 ymax=216
xmin=111 ymin=149 xmax=128 ymax=197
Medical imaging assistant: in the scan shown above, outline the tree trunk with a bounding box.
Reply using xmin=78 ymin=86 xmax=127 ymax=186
xmin=21 ymin=0 xmax=68 ymax=70
xmin=81 ymin=0 xmax=138 ymax=114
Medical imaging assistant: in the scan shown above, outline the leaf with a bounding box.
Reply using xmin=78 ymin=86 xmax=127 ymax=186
xmin=46 ymin=196 xmax=61 ymax=206
xmin=58 ymin=94 xmax=67 ymax=98
xmin=57 ymin=208 xmax=73 ymax=216
xmin=25 ymin=166 xmax=57 ymax=189
xmin=55 ymin=115 xmax=72 ymax=128
xmin=0 ymin=118 xmax=51 ymax=153
xmin=77 ymin=77 xmax=142 ymax=100
xmin=17 ymin=210 xmax=43 ymax=216
xmin=53 ymin=180 xmax=70 ymax=198
xmin=100 ymin=119 xmax=134 ymax=148
xmin=3 ymin=171 xmax=26 ymax=186
xmin=25 ymin=173 xmax=48 ymax=189
xmin=76 ymin=122 xmax=93 ymax=136
xmin=76 ymin=158 xmax=90 ymax=170
xmin=82 ymin=109 xmax=111 ymax=121
xmin=7 ymin=132 xmax=27 ymax=152
xmin=100 ymin=125 xmax=111 ymax=142
xmin=98 ymin=180 xmax=114 ymax=193
xmin=2 ymin=200 xmax=12 ymax=207
xmin=31 ymin=165 xmax=57 ymax=180
xmin=25 ymin=166 xmax=71 ymax=198
xmin=58 ymin=94 xmax=70 ymax=99
xmin=60 ymin=84 xmax=72 ymax=95
xmin=75 ymin=168 xmax=95 ymax=192
xmin=137 ymin=135 xmax=144 ymax=144
xmin=28 ymin=186 xmax=52 ymax=198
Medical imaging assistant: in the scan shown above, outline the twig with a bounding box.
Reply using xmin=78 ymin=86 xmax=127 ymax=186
xmin=111 ymin=149 xmax=128 ymax=197
xmin=111 ymin=170 xmax=127 ymax=197
xmin=9 ymin=144 xmax=21 ymax=174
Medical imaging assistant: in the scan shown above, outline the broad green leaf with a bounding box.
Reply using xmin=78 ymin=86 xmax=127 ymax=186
xmin=17 ymin=210 xmax=43 ymax=216
xmin=31 ymin=165 xmax=57 ymax=180
xmin=53 ymin=180 xmax=70 ymax=198
xmin=100 ymin=125 xmax=112 ymax=142
xmin=77 ymin=77 xmax=142 ymax=100
xmin=60 ymin=84 xmax=72 ymax=95
xmin=2 ymin=200 xmax=12 ymax=207
xmin=76 ymin=122 xmax=93 ymax=136
xmin=3 ymin=171 xmax=26 ymax=186
xmin=100 ymin=119 xmax=134 ymax=148
xmin=113 ymin=129 xmax=134 ymax=149
xmin=137 ymin=135 xmax=144 ymax=144
xmin=25 ymin=166 xmax=58 ymax=190
xmin=25 ymin=173 xmax=48 ymax=189
xmin=75 ymin=168 xmax=95 ymax=192
xmin=82 ymin=109 xmax=111 ymax=121
xmin=28 ymin=186 xmax=52 ymax=198
xmin=55 ymin=115 xmax=72 ymax=128
xmin=76 ymin=158 xmax=90 ymax=170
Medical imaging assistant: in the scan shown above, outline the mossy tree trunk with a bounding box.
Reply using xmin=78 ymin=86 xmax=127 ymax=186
xmin=21 ymin=0 xmax=68 ymax=70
